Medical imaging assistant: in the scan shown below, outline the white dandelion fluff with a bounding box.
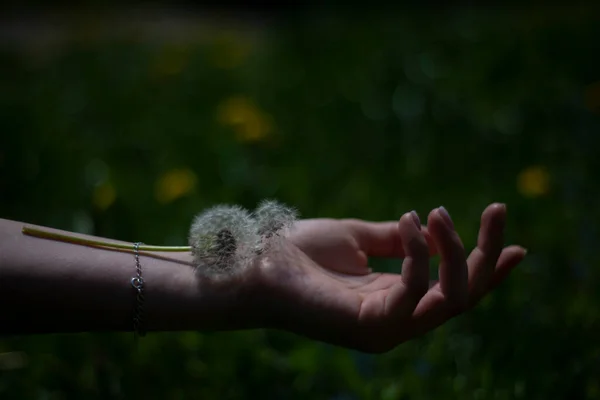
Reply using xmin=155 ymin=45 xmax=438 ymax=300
xmin=253 ymin=199 xmax=298 ymax=252
xmin=188 ymin=204 xmax=260 ymax=275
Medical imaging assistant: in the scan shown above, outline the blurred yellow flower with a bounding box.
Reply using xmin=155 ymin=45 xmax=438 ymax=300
xmin=93 ymin=182 xmax=116 ymax=210
xmin=217 ymin=96 xmax=273 ymax=142
xmin=155 ymin=168 xmax=197 ymax=204
xmin=517 ymin=165 xmax=550 ymax=198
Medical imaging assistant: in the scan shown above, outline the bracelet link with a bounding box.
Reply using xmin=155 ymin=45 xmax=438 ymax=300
xmin=132 ymin=242 xmax=146 ymax=338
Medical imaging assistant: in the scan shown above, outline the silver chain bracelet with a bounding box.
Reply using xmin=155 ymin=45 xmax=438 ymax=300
xmin=131 ymin=242 xmax=146 ymax=338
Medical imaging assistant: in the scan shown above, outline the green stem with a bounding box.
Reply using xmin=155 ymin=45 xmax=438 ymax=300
xmin=22 ymin=226 xmax=191 ymax=252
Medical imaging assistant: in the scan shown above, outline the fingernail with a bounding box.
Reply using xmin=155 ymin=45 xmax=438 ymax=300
xmin=438 ymin=206 xmax=454 ymax=229
xmin=410 ymin=210 xmax=421 ymax=228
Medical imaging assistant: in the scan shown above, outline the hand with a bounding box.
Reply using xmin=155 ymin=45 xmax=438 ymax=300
xmin=252 ymin=203 xmax=526 ymax=353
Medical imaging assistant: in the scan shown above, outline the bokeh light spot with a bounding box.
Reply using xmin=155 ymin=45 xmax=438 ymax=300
xmin=155 ymin=168 xmax=197 ymax=204
xmin=93 ymin=181 xmax=116 ymax=210
xmin=217 ymin=95 xmax=273 ymax=142
xmin=517 ymin=165 xmax=550 ymax=198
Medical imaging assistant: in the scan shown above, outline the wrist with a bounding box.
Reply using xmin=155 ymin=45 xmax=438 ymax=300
xmin=142 ymin=251 xmax=264 ymax=333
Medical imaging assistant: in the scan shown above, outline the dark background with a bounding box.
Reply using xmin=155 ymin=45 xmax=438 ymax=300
xmin=1 ymin=4 xmax=600 ymax=399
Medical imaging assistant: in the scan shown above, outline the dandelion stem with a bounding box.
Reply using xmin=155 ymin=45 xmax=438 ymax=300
xmin=22 ymin=226 xmax=191 ymax=252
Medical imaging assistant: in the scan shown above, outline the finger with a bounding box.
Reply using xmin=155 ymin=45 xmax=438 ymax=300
xmin=346 ymin=219 xmax=436 ymax=258
xmin=412 ymin=245 xmax=527 ymax=336
xmin=428 ymin=207 xmax=469 ymax=309
xmin=484 ymin=245 xmax=527 ymax=293
xmin=466 ymin=203 xmax=506 ymax=299
xmin=399 ymin=212 xmax=430 ymax=298
xmin=385 ymin=211 xmax=430 ymax=316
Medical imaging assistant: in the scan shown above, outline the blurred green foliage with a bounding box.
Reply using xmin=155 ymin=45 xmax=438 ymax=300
xmin=1 ymin=8 xmax=600 ymax=399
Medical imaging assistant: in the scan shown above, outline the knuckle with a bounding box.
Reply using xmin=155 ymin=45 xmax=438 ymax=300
xmin=340 ymin=218 xmax=364 ymax=229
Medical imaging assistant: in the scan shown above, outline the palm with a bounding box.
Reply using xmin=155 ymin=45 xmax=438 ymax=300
xmin=290 ymin=218 xmax=447 ymax=321
xmin=258 ymin=205 xmax=526 ymax=353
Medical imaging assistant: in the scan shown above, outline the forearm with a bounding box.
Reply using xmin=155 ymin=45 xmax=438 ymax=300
xmin=0 ymin=218 xmax=254 ymax=335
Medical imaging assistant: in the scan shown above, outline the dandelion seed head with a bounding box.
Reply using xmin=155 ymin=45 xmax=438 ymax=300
xmin=254 ymin=199 xmax=298 ymax=237
xmin=188 ymin=204 xmax=260 ymax=274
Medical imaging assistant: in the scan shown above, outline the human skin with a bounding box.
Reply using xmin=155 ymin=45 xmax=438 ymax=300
xmin=0 ymin=203 xmax=526 ymax=353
